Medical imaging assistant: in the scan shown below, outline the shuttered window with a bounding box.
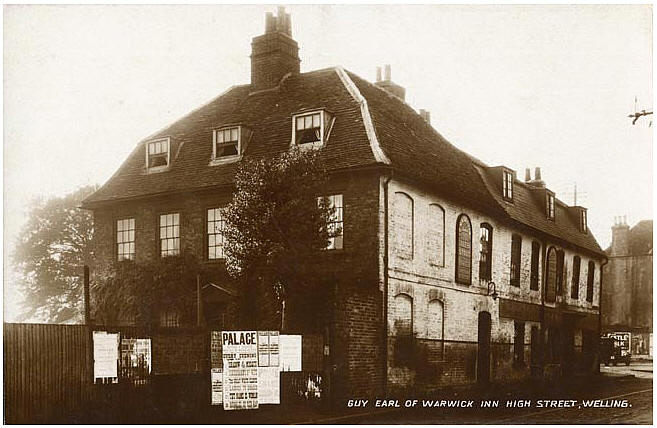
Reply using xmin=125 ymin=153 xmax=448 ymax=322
xmin=546 ymin=247 xmax=557 ymax=302
xmin=455 ymin=214 xmax=472 ymax=285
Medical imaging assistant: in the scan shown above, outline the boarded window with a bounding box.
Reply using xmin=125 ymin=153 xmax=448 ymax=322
xmin=455 ymin=215 xmax=472 ymax=284
xmin=546 ymin=247 xmax=557 ymax=302
xmin=393 ymin=192 xmax=413 ymax=259
xmin=510 ymin=234 xmax=522 ymax=286
xmin=571 ymin=256 xmax=581 ymax=299
xmin=427 ymin=204 xmax=445 ymax=266
xmin=427 ymin=300 xmax=444 ymax=340
xmin=479 ymin=224 xmax=493 ymax=281
xmin=586 ymin=261 xmax=595 ymax=302
xmin=393 ymin=294 xmax=413 ymax=336
xmin=513 ymin=321 xmax=525 ymax=368
xmin=530 ymin=241 xmax=540 ymax=290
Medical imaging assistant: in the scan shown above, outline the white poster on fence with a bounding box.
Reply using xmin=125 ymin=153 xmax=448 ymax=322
xmin=279 ymin=335 xmax=302 ymax=372
xmin=222 ymin=331 xmax=259 ymax=410
xmin=93 ymin=331 xmax=119 ymax=381
xmin=257 ymin=366 xmax=281 ymax=404
xmin=257 ymin=331 xmax=280 ymax=367
xmin=211 ymin=368 xmax=223 ymax=405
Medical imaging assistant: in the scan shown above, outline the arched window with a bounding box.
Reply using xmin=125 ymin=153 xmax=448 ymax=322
xmin=393 ymin=293 xmax=413 ymax=336
xmin=546 ymin=247 xmax=557 ymax=302
xmin=393 ymin=192 xmax=414 ymax=259
xmin=586 ymin=261 xmax=595 ymax=302
xmin=455 ymin=214 xmax=472 ymax=285
xmin=427 ymin=204 xmax=445 ymax=266
xmin=479 ymin=223 xmax=493 ymax=281
xmin=427 ymin=300 xmax=444 ymax=340
xmin=571 ymin=256 xmax=581 ymax=299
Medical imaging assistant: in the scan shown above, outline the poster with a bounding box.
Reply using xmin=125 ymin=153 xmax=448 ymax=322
xmin=222 ymin=331 xmax=259 ymax=410
xmin=258 ymin=331 xmax=280 ymax=367
xmin=257 ymin=366 xmax=281 ymax=404
xmin=279 ymin=335 xmax=302 ymax=372
xmin=211 ymin=368 xmax=223 ymax=405
xmin=93 ymin=331 xmax=119 ymax=382
xmin=211 ymin=331 xmax=222 ymax=369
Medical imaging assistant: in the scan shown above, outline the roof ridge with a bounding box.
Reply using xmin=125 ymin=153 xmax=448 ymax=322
xmin=333 ymin=67 xmax=390 ymax=165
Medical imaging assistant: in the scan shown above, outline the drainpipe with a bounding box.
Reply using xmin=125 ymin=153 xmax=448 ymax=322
xmin=539 ymin=240 xmax=547 ymax=375
xmin=382 ymin=174 xmax=393 ymax=396
xmin=597 ymin=256 xmax=609 ymax=374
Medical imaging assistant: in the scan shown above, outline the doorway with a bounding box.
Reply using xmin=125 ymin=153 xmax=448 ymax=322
xmin=477 ymin=311 xmax=491 ymax=384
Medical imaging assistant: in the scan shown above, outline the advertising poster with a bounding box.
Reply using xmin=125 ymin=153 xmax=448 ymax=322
xmin=211 ymin=368 xmax=223 ymax=405
xmin=257 ymin=366 xmax=281 ymax=404
xmin=279 ymin=335 xmax=302 ymax=372
xmin=222 ymin=331 xmax=259 ymax=410
xmin=93 ymin=331 xmax=120 ymax=382
xmin=257 ymin=331 xmax=280 ymax=367
xmin=211 ymin=331 xmax=222 ymax=369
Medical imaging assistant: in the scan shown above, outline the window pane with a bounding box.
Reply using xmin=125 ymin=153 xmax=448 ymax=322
xmin=296 ymin=117 xmax=304 ymax=130
xmin=312 ymin=113 xmax=320 ymax=128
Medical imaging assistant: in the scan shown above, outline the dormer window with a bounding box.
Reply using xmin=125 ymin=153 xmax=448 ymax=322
xmin=214 ymin=127 xmax=240 ymax=159
xmin=546 ymin=193 xmax=555 ymax=220
xmin=580 ymin=210 xmax=587 ymax=232
xmin=146 ymin=138 xmax=170 ymax=171
xmin=292 ymin=110 xmax=333 ymax=148
xmin=503 ymin=170 xmax=513 ymax=200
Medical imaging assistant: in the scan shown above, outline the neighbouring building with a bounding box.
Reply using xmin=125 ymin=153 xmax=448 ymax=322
xmin=82 ymin=8 xmax=606 ymax=397
xmin=602 ymin=217 xmax=653 ymax=356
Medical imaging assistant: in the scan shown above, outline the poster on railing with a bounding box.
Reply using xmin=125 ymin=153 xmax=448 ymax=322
xmin=222 ymin=331 xmax=259 ymax=410
xmin=279 ymin=334 xmax=302 ymax=372
xmin=211 ymin=368 xmax=223 ymax=405
xmin=93 ymin=331 xmax=119 ymax=382
xmin=257 ymin=331 xmax=280 ymax=367
xmin=257 ymin=366 xmax=281 ymax=404
xmin=211 ymin=331 xmax=222 ymax=369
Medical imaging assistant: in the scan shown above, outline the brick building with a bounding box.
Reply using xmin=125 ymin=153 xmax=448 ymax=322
xmin=601 ymin=218 xmax=653 ymax=356
xmin=82 ymin=8 xmax=606 ymax=397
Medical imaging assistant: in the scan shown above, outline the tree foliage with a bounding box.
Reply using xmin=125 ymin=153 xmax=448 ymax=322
xmin=223 ymin=148 xmax=339 ymax=328
xmin=13 ymin=185 xmax=97 ymax=323
xmin=92 ymin=252 xmax=199 ymax=327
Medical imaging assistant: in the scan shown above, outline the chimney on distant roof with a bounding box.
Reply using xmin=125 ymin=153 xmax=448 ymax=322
xmin=375 ymin=64 xmax=406 ymax=101
xmin=611 ymin=215 xmax=630 ymax=256
xmin=419 ymin=109 xmax=431 ymax=124
xmin=526 ymin=166 xmax=546 ymax=188
xmin=525 ymin=168 xmax=531 ymax=182
xmin=251 ymin=7 xmax=300 ymax=91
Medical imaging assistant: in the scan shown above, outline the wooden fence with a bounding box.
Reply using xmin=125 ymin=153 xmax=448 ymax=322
xmin=3 ymin=323 xmax=92 ymax=423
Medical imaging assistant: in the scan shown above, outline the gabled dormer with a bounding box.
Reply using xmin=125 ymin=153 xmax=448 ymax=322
xmin=145 ymin=137 xmax=171 ymax=173
xmin=524 ymin=167 xmax=555 ymax=220
xmin=291 ymin=109 xmax=335 ymax=149
xmin=487 ymin=165 xmax=516 ymax=203
xmin=567 ymin=205 xmax=588 ymax=233
xmin=209 ymin=125 xmax=252 ymax=165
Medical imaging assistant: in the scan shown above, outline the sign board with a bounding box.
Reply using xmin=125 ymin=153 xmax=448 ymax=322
xmin=222 ymin=331 xmax=259 ymax=410
xmin=257 ymin=366 xmax=281 ymax=404
xmin=279 ymin=335 xmax=302 ymax=372
xmin=258 ymin=331 xmax=279 ymax=367
xmin=211 ymin=368 xmax=223 ymax=405
xmin=211 ymin=331 xmax=222 ymax=369
xmin=93 ymin=331 xmax=119 ymax=382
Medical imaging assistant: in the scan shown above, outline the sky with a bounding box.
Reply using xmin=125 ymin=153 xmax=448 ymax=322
xmin=3 ymin=4 xmax=653 ymax=320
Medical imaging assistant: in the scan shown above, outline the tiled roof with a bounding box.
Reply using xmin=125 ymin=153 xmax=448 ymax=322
xmin=629 ymin=220 xmax=653 ymax=255
xmin=83 ymin=67 xmax=604 ymax=256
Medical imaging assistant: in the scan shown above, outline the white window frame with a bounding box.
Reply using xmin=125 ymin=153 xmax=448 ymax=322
xmin=581 ymin=210 xmax=587 ymax=232
xmin=145 ymin=137 xmax=171 ymax=173
xmin=503 ymin=170 xmax=513 ymax=200
xmin=210 ymin=126 xmax=242 ymax=165
xmin=207 ymin=207 xmax=227 ymax=260
xmin=319 ymin=194 xmax=343 ymax=250
xmin=159 ymin=212 xmax=180 ymax=257
xmin=291 ymin=110 xmax=327 ymax=149
xmin=547 ymin=192 xmax=555 ymax=220
xmin=117 ymin=218 xmax=135 ymax=261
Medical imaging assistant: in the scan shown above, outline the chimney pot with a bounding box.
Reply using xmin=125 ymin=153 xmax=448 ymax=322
xmin=376 ymin=67 xmax=382 ymax=82
xmin=534 ymin=167 xmax=542 ymax=181
xmin=384 ymin=64 xmax=391 ymax=81
xmin=419 ymin=109 xmax=431 ymax=124
xmin=525 ymin=168 xmax=531 ymax=182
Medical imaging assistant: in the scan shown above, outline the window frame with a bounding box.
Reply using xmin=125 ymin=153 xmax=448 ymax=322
xmin=545 ymin=246 xmax=557 ymax=303
xmin=455 ymin=214 xmax=473 ymax=285
xmin=145 ymin=137 xmax=171 ymax=173
xmin=503 ymin=170 xmax=514 ymax=201
xmin=546 ymin=192 xmax=555 ymax=220
xmin=586 ymin=260 xmax=595 ymax=302
xmin=581 ymin=210 xmax=588 ymax=233
xmin=428 ymin=203 xmax=445 ymax=267
xmin=211 ymin=126 xmax=242 ymax=164
xmin=158 ymin=212 xmax=181 ymax=258
xmin=530 ymin=241 xmax=540 ymax=291
xmin=478 ymin=223 xmax=493 ymax=281
xmin=206 ymin=207 xmax=227 ymax=261
xmin=319 ymin=194 xmax=344 ymax=250
xmin=571 ymin=255 xmax=581 ymax=299
xmin=116 ymin=218 xmax=136 ymax=262
xmin=510 ymin=234 xmax=522 ymax=287
xmin=292 ymin=110 xmax=326 ymax=148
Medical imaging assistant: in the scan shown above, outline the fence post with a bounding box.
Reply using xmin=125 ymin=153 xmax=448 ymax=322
xmin=84 ymin=265 xmax=91 ymax=325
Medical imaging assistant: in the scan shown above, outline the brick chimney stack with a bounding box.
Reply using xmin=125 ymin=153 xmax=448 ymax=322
xmin=525 ymin=166 xmax=546 ymax=188
xmin=611 ymin=215 xmax=630 ymax=256
xmin=251 ymin=7 xmax=300 ymax=91
xmin=375 ymin=64 xmax=406 ymax=101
